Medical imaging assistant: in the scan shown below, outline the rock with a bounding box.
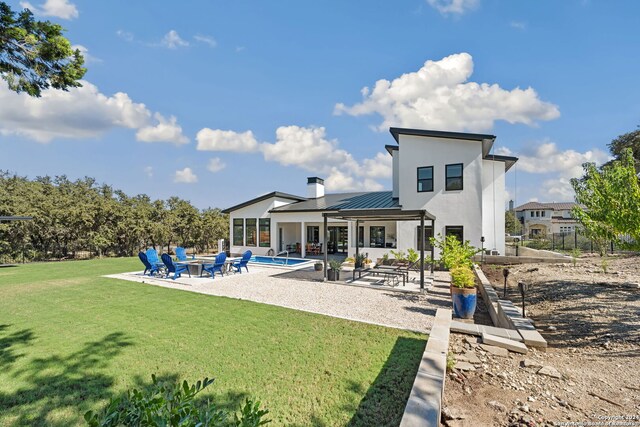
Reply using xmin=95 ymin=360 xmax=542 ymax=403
xmin=456 ymin=361 xmax=476 ymax=371
xmin=442 ymin=406 xmax=467 ymax=420
xmin=537 ymin=365 xmax=562 ymax=379
xmin=547 ymin=326 xmax=557 ymax=331
xmin=464 ymin=336 xmax=479 ymax=346
xmin=488 ymin=400 xmax=507 ymax=412
xmin=463 ymin=351 xmax=482 ymax=364
xmin=479 ymin=344 xmax=509 ymax=357
xmin=520 ymin=404 xmax=530 ymax=412
xmin=522 ymin=358 xmax=543 ymax=369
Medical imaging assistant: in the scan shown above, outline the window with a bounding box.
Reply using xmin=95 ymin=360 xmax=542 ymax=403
xmin=245 ymin=218 xmax=257 ymax=246
xmin=541 ymin=211 xmax=546 ymax=217
xmin=536 ymin=211 xmax=540 ymax=217
xmin=233 ymin=219 xmax=244 ymax=246
xmin=417 ymin=225 xmax=434 ymax=251
xmin=445 ymin=226 xmax=464 ymax=243
xmin=530 ymin=211 xmax=534 ymax=218
xmin=417 ymin=166 xmax=434 ymax=192
xmin=259 ymin=219 xmax=270 ymax=247
xmin=445 ymin=163 xmax=463 ymax=191
xmin=306 ymin=226 xmax=319 ymax=244
xmin=369 ymin=226 xmax=385 ymax=248
xmin=358 ymin=226 xmax=364 ymax=247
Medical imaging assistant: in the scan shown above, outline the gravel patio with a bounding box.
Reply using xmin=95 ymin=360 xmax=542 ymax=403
xmin=106 ymin=266 xmax=452 ymax=333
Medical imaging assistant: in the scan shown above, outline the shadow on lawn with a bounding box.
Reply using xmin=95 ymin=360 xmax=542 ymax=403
xmin=0 ymin=324 xmax=34 ymax=368
xmin=345 ymin=336 xmax=426 ymax=427
xmin=0 ymin=332 xmax=132 ymax=426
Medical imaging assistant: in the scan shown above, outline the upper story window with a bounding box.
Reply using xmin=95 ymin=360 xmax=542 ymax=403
xmin=541 ymin=211 xmax=545 ymax=217
xmin=417 ymin=166 xmax=433 ymax=192
xmin=530 ymin=211 xmax=534 ymax=218
xmin=536 ymin=211 xmax=540 ymax=217
xmin=445 ymin=163 xmax=463 ymax=191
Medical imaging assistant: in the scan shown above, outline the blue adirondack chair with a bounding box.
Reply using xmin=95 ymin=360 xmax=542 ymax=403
xmin=146 ymin=248 xmax=164 ymax=268
xmin=138 ymin=252 xmax=161 ymax=276
xmin=175 ymin=246 xmax=188 ymax=261
xmin=201 ymin=252 xmax=226 ymax=279
xmin=232 ymin=250 xmax=252 ymax=273
xmin=161 ymin=253 xmax=190 ymax=280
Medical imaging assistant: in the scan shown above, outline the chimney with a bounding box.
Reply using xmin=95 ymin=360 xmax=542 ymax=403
xmin=307 ymin=177 xmax=325 ymax=199
xmin=509 ymin=200 xmax=514 ymax=211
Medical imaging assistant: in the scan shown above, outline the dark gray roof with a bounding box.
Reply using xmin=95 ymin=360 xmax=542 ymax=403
xmin=515 ymin=202 xmax=579 ymax=212
xmin=389 ymin=127 xmax=497 ymax=157
xmin=270 ymin=191 xmax=400 ymax=213
xmin=222 ymin=192 xmax=307 ymax=214
xmin=484 ymin=154 xmax=519 ymax=172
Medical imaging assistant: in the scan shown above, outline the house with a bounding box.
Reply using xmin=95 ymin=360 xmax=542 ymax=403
xmin=514 ymin=202 xmax=581 ymax=237
xmin=222 ymin=127 xmax=518 ymax=265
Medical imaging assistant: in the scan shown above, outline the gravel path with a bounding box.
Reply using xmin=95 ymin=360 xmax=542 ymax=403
xmin=106 ymin=267 xmax=451 ymax=333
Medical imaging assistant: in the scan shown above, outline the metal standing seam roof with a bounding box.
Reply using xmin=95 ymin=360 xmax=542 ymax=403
xmin=270 ymin=191 xmax=400 ymax=213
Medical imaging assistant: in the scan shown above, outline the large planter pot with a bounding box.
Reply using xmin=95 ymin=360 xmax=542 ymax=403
xmin=451 ymin=287 xmax=477 ymax=319
xmin=327 ymin=269 xmax=340 ymax=281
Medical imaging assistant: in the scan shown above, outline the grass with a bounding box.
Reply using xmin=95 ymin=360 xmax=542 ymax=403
xmin=0 ymin=258 xmax=427 ymax=426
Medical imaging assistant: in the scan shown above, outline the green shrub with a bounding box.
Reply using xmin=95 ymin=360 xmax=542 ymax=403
xmin=406 ymin=248 xmax=419 ymax=264
xmin=329 ymin=260 xmax=343 ymax=271
xmin=449 ymin=266 xmax=476 ymax=289
xmin=571 ymin=248 xmax=581 ymax=266
xmin=84 ymin=375 xmax=270 ymax=427
xmin=430 ymin=234 xmax=479 ymax=270
xmin=389 ymin=249 xmax=407 ymax=263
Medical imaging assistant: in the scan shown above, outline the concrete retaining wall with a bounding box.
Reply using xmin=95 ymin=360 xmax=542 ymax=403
xmin=400 ymin=308 xmax=452 ymax=427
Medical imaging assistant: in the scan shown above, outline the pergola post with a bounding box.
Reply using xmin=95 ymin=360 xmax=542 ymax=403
xmin=355 ymin=219 xmax=360 ymax=263
xmin=323 ymin=214 xmax=328 ymax=281
xmin=420 ymin=211 xmax=425 ymax=290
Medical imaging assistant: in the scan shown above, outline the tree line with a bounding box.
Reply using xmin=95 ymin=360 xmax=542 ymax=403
xmin=0 ymin=171 xmax=229 ymax=261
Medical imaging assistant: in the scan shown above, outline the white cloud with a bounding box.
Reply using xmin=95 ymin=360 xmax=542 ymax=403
xmin=335 ymin=52 xmax=560 ymax=133
xmin=161 ymin=30 xmax=189 ymax=49
xmin=207 ymin=157 xmax=226 ymax=173
xmin=144 ymin=166 xmax=153 ymax=178
xmin=71 ymin=45 xmax=101 ymax=63
xmin=509 ymin=21 xmax=526 ymax=30
xmin=235 ymin=46 xmax=246 ymax=53
xmin=0 ymin=80 xmax=186 ymax=144
xmin=194 ymin=35 xmax=217 ymax=48
xmin=426 ymin=0 xmax=478 ymax=15
xmin=116 ymin=30 xmax=134 ymax=42
xmin=20 ymin=0 xmax=78 ymax=20
xmin=174 ymin=167 xmax=198 ymax=183
xmin=360 ymin=152 xmax=392 ymax=179
xmin=497 ymin=141 xmax=611 ymax=201
xmin=196 ymin=129 xmax=260 ymax=152
xmin=136 ymin=113 xmax=189 ymax=145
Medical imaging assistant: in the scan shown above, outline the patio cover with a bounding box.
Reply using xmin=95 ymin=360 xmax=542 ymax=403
xmin=322 ymin=208 xmax=435 ymax=290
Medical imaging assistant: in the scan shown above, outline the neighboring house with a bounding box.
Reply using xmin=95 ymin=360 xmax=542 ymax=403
xmin=514 ymin=202 xmax=581 ymax=237
xmin=222 ymin=127 xmax=518 ymax=260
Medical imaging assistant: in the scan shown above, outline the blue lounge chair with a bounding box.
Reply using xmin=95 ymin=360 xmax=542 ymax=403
xmin=161 ymin=253 xmax=190 ymax=280
xmin=232 ymin=250 xmax=252 ymax=273
xmin=201 ymin=252 xmax=226 ymax=279
xmin=138 ymin=252 xmax=161 ymax=276
xmin=146 ymin=248 xmax=164 ymax=268
xmin=175 ymin=246 xmax=188 ymax=261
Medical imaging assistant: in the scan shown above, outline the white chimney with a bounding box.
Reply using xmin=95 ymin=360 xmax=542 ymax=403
xmin=307 ymin=177 xmax=325 ymax=199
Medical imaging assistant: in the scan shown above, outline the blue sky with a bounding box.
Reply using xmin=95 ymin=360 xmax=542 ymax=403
xmin=2 ymin=0 xmax=639 ymax=209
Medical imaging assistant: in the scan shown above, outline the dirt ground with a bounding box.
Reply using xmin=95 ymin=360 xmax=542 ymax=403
xmin=441 ymin=254 xmax=640 ymax=427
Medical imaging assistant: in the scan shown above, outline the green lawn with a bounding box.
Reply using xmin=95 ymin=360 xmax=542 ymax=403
xmin=0 ymin=258 xmax=426 ymax=426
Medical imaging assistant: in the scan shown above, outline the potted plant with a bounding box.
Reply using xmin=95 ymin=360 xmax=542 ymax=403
xmin=450 ymin=265 xmax=477 ymax=319
xmin=328 ymin=260 xmax=342 ymax=281
xmin=354 ymin=253 xmax=366 ymax=269
xmin=314 ymin=261 xmax=323 ymax=271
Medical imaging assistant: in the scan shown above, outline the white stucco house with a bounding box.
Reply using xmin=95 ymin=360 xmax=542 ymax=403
xmin=222 ymin=127 xmax=518 ymax=264
xmin=514 ymin=202 xmax=581 ymax=237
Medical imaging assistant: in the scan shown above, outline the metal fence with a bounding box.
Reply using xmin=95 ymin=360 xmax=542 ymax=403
xmin=518 ymin=230 xmax=629 ymax=254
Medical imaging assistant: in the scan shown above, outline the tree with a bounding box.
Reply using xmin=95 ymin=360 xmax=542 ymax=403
xmin=606 ymin=127 xmax=640 ymax=172
xmin=0 ymin=2 xmax=85 ymax=96
xmin=571 ymin=148 xmax=640 ymax=252
xmin=505 ymin=210 xmax=519 ymax=235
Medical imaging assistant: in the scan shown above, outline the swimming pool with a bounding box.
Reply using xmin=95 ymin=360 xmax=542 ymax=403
xmin=249 ymin=256 xmax=312 ymax=267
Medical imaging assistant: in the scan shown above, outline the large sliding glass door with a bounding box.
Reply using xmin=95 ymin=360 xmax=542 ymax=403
xmin=328 ymin=226 xmax=348 ymax=254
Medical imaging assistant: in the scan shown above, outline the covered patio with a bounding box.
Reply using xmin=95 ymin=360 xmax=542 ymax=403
xmin=322 ymin=208 xmax=436 ymax=290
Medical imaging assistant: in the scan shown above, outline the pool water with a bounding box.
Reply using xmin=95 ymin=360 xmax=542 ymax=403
xmin=249 ymin=256 xmax=311 ymax=266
